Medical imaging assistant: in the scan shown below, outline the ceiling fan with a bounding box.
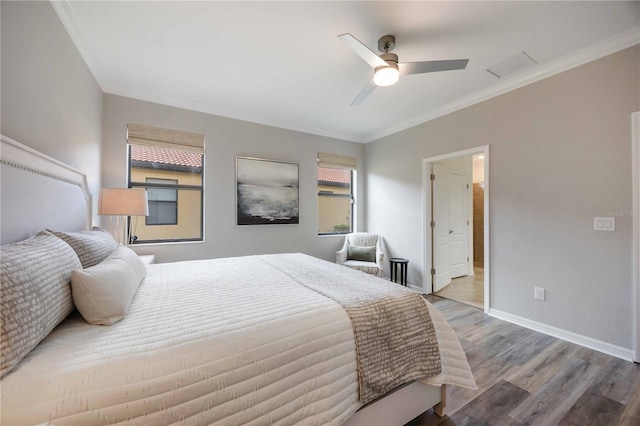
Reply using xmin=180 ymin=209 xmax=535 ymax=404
xmin=338 ymin=33 xmax=469 ymax=105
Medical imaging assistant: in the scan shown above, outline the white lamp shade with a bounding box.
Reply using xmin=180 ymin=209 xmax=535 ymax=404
xmin=98 ymin=188 xmax=149 ymax=216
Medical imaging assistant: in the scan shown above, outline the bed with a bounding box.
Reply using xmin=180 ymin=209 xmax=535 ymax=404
xmin=0 ymin=135 xmax=475 ymax=425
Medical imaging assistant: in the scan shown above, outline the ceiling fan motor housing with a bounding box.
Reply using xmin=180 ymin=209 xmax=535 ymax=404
xmin=378 ymin=36 xmax=399 ymax=71
xmin=380 ymin=52 xmax=398 ymax=64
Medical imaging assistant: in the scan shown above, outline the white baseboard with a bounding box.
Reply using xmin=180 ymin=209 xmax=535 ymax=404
xmin=489 ymin=309 xmax=634 ymax=362
xmin=407 ymin=283 xmax=425 ymax=293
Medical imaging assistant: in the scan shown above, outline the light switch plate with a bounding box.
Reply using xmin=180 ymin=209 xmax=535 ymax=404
xmin=594 ymin=217 xmax=615 ymax=231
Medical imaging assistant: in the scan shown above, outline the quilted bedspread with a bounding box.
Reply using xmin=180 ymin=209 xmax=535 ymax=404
xmin=1 ymin=253 xmax=475 ymax=425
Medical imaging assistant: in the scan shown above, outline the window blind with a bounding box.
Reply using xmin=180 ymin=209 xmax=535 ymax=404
xmin=127 ymin=123 xmax=205 ymax=153
xmin=318 ymin=152 xmax=357 ymax=170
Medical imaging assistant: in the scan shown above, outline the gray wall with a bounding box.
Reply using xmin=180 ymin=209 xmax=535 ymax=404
xmin=102 ymin=94 xmax=364 ymax=263
xmin=365 ymin=46 xmax=640 ymax=349
xmin=1 ymin=1 xmax=103 ymax=221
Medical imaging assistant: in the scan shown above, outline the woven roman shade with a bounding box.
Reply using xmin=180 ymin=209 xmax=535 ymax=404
xmin=127 ymin=123 xmax=204 ymax=153
xmin=318 ymin=152 xmax=357 ymax=170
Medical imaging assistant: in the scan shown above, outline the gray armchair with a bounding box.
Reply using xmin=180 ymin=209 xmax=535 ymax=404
xmin=336 ymin=232 xmax=384 ymax=277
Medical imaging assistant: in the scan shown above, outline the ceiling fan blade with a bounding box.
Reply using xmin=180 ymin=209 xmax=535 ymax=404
xmin=338 ymin=33 xmax=388 ymax=69
xmin=399 ymin=59 xmax=469 ymax=76
xmin=351 ymin=79 xmax=377 ymax=106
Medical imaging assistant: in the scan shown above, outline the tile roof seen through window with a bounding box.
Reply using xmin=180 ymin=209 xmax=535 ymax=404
xmin=318 ymin=167 xmax=350 ymax=185
xmin=131 ymin=145 xmax=202 ymax=168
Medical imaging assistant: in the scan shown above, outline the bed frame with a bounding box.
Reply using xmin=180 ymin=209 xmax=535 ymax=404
xmin=345 ymin=381 xmax=446 ymax=425
xmin=0 ymin=133 xmax=445 ymax=424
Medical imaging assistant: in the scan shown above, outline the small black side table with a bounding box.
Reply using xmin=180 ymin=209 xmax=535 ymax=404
xmin=389 ymin=258 xmax=409 ymax=286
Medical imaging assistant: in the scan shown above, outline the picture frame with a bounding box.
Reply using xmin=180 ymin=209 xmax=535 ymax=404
xmin=236 ymin=156 xmax=299 ymax=225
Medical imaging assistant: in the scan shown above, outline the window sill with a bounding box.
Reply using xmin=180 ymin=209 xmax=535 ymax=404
xmin=132 ymin=239 xmax=205 ymax=247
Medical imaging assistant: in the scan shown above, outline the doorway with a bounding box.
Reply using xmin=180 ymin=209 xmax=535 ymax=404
xmin=422 ymin=146 xmax=489 ymax=312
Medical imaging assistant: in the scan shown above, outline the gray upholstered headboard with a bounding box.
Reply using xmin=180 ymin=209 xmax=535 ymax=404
xmin=0 ymin=135 xmax=91 ymax=244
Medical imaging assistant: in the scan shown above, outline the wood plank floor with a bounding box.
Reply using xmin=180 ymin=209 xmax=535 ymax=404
xmin=407 ymin=295 xmax=640 ymax=426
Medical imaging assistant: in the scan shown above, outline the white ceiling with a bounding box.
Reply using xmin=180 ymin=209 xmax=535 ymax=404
xmin=53 ymin=1 xmax=640 ymax=143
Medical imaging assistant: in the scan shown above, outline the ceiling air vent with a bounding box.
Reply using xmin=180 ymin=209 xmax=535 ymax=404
xmin=487 ymin=51 xmax=537 ymax=78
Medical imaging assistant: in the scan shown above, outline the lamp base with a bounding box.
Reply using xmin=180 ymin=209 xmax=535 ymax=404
xmin=104 ymin=215 xmax=127 ymax=245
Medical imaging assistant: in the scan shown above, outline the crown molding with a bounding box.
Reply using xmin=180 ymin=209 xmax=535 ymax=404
xmin=364 ymin=27 xmax=640 ymax=143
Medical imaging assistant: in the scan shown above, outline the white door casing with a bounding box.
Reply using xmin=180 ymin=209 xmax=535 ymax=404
xmin=422 ymin=145 xmax=489 ymax=313
xmin=433 ymin=163 xmax=452 ymax=291
xmin=449 ymin=173 xmax=469 ymax=278
xmin=632 ymin=111 xmax=639 ymax=362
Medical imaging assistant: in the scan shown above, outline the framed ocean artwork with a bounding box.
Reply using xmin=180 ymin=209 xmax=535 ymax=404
xmin=236 ymin=156 xmax=299 ymax=225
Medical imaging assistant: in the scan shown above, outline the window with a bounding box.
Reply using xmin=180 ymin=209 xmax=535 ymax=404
xmin=146 ymin=178 xmax=178 ymax=225
xmin=127 ymin=124 xmax=204 ymax=244
xmin=318 ymin=153 xmax=357 ymax=235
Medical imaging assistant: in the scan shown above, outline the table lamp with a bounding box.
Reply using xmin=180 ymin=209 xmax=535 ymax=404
xmin=98 ymin=188 xmax=149 ymax=244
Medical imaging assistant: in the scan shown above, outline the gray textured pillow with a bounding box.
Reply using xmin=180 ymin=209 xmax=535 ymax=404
xmin=347 ymin=245 xmax=376 ymax=262
xmin=0 ymin=233 xmax=82 ymax=377
xmin=48 ymin=227 xmax=118 ymax=268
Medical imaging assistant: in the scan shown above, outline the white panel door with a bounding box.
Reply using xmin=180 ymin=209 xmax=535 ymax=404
xmin=433 ymin=164 xmax=452 ymax=291
xmin=449 ymin=173 xmax=469 ymax=278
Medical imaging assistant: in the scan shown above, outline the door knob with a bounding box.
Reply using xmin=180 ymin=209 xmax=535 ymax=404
xmin=449 ymin=230 xmax=454 ymax=234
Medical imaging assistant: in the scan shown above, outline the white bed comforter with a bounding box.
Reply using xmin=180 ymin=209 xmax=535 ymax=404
xmin=1 ymin=254 xmax=474 ymax=425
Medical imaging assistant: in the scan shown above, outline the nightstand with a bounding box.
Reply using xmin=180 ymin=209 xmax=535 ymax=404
xmin=139 ymin=254 xmax=155 ymax=265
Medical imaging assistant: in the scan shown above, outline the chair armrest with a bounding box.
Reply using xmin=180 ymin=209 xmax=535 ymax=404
xmin=336 ymin=248 xmax=348 ymax=264
xmin=377 ymin=252 xmax=384 ymax=276
xmin=375 ymin=238 xmax=384 ymax=266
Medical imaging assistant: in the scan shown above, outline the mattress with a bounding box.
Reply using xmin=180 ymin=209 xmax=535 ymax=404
xmin=1 ymin=254 xmax=474 ymax=425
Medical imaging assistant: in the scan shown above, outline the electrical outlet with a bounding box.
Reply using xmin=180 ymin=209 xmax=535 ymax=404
xmin=534 ymin=287 xmax=545 ymax=301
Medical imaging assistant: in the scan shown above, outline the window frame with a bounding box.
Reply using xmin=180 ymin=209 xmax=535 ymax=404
xmin=127 ymin=144 xmax=204 ymax=244
xmin=317 ymin=167 xmax=355 ymax=236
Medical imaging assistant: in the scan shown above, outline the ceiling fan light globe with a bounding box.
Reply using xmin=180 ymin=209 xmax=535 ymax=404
xmin=374 ymin=66 xmax=399 ymax=86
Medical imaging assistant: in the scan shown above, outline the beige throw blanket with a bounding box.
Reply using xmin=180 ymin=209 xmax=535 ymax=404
xmin=260 ymin=254 xmax=442 ymax=404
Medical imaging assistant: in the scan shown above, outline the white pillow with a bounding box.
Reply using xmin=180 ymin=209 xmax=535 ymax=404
xmin=71 ymin=245 xmax=146 ymax=325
